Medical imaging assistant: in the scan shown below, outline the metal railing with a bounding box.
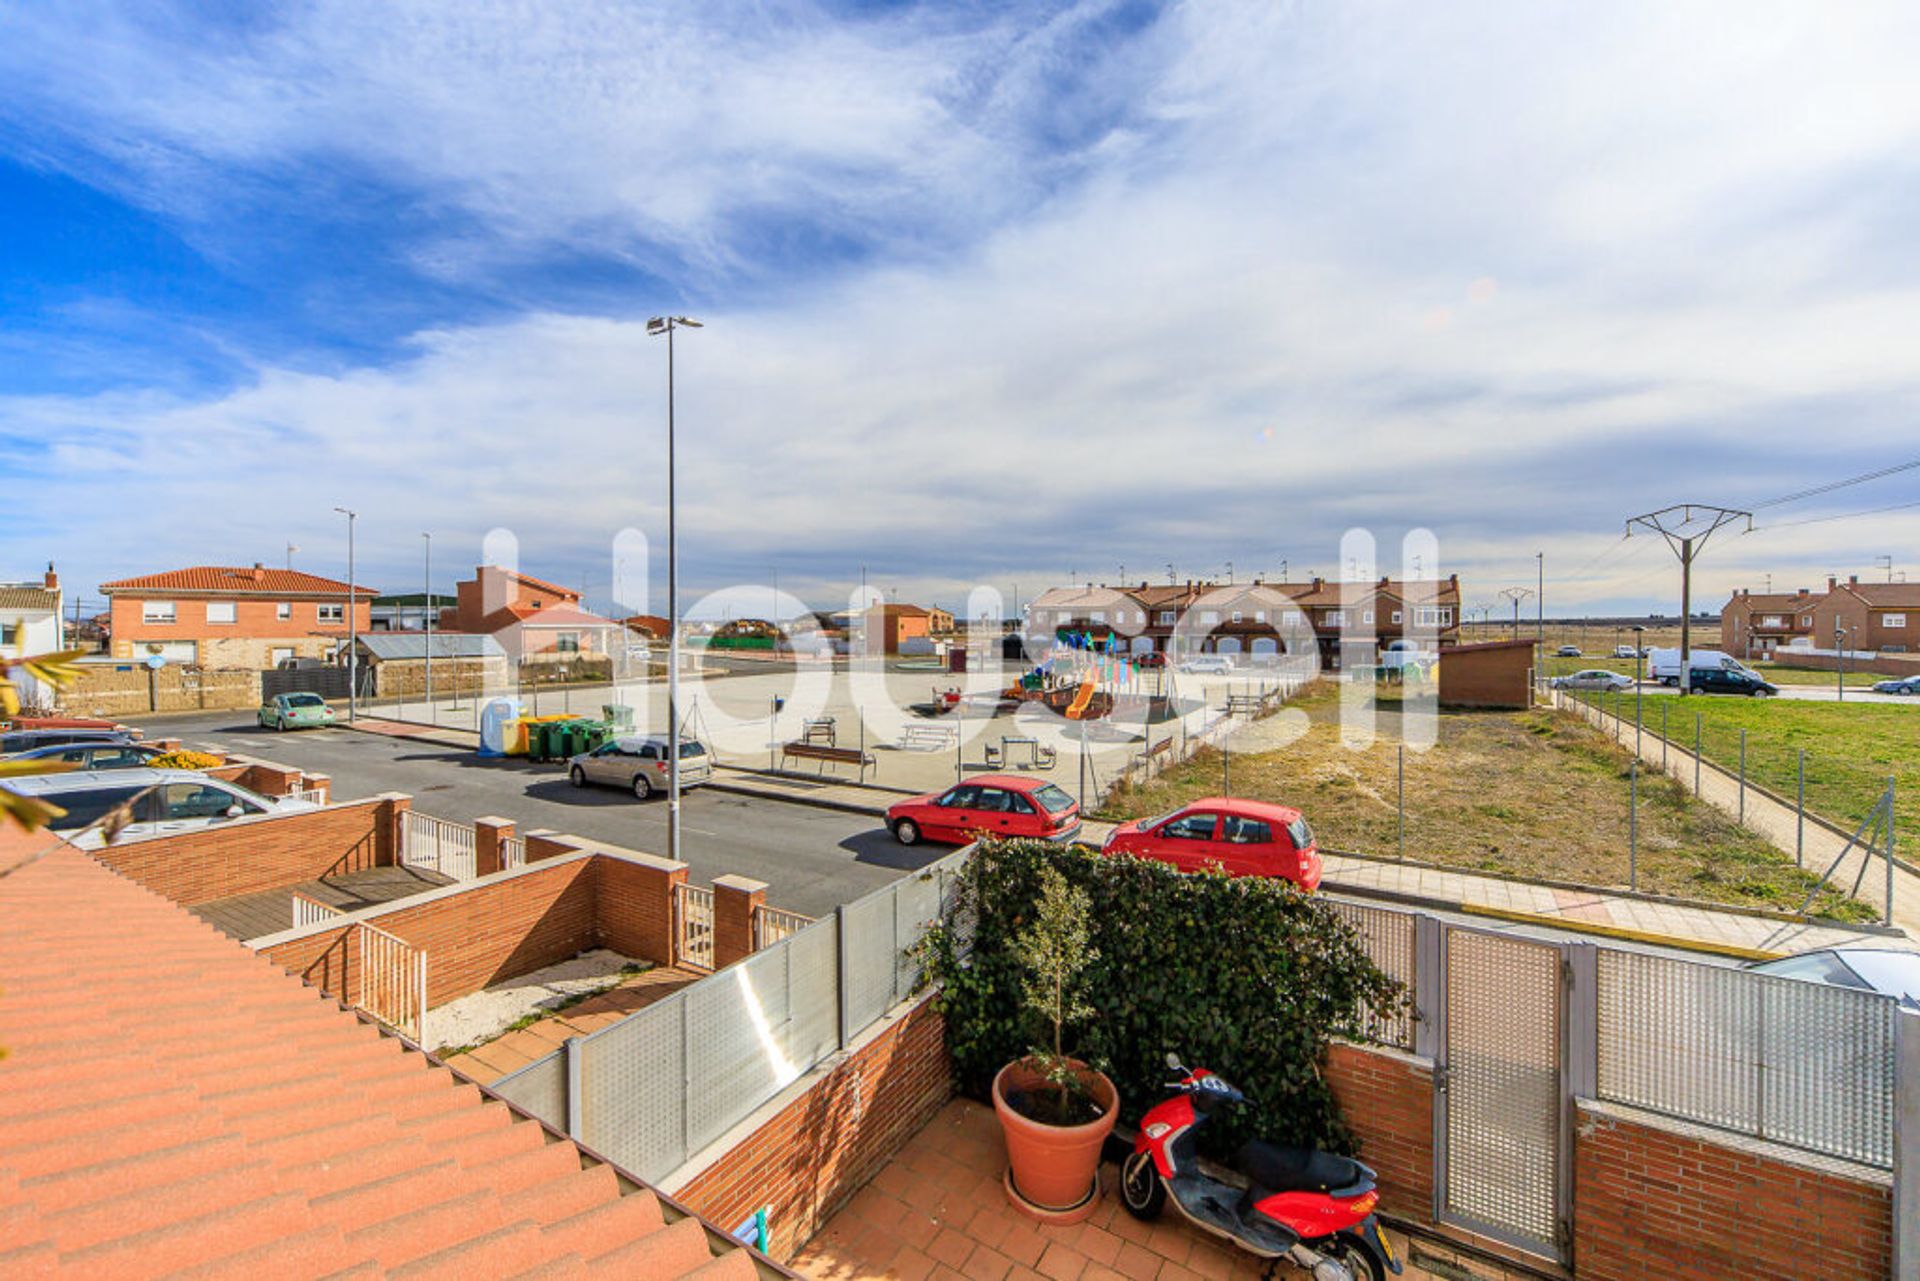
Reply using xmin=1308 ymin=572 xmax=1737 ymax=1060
xmin=357 ymin=922 xmax=426 ymax=1040
xmin=290 ymin=786 xmax=328 ymax=806
xmin=752 ymin=904 xmax=814 ymax=950
xmin=501 ymin=836 xmax=527 ymax=869
xmin=678 ymin=884 xmax=715 ymax=969
xmin=1595 ymin=947 xmax=1897 ymax=1168
xmin=401 ymin=811 xmax=477 ymax=881
xmin=291 ymin=891 xmax=344 ymax=931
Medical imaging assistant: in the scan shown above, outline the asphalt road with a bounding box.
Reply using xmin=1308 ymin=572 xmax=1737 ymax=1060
xmin=1560 ymin=681 xmax=1917 ymax=705
xmin=132 ymin=710 xmax=931 ymax=918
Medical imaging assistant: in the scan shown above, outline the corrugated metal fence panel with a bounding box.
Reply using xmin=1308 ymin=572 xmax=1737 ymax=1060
xmin=1326 ymin=899 xmax=1417 ymax=1049
xmin=492 ymin=1051 xmax=566 ymax=1131
xmin=1596 ymin=949 xmax=1896 ymax=1168
xmin=580 ymin=995 xmax=688 ymax=1183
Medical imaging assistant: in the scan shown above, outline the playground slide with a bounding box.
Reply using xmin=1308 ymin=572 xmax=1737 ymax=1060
xmin=1064 ymin=678 xmax=1097 ymax=720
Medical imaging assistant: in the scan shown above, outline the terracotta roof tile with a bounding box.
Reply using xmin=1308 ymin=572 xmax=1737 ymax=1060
xmin=0 ymin=586 xmax=59 ymax=611
xmin=99 ymin=566 xmax=377 ymax=596
xmin=0 ymin=840 xmax=764 ymax=1279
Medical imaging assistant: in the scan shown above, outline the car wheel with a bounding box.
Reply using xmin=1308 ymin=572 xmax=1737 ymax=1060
xmin=893 ymin=818 xmax=920 ymax=846
xmin=632 ymin=774 xmax=653 ymax=800
xmin=569 ymin=766 xmax=587 ymax=787
xmin=276 ymin=717 xmax=288 ymax=731
xmin=1752 ymin=688 xmax=1771 ymax=698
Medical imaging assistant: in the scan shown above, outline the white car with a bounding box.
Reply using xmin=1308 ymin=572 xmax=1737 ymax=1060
xmin=0 ymin=768 xmax=320 ymax=848
xmin=1177 ymin=655 xmax=1234 ymax=675
xmin=1612 ymin=645 xmax=1638 ymax=659
xmin=1551 ymin=669 xmax=1635 ymax=692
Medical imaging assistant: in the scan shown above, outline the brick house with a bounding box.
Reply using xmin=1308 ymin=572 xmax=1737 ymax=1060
xmin=1811 ymin=576 xmax=1920 ymax=653
xmin=1719 ymin=587 xmax=1824 ymax=658
xmin=862 ymin=603 xmax=941 ymax=654
xmin=435 ymin=565 xmax=623 ymax=663
xmin=100 ymin=564 xmax=374 ymax=668
xmin=438 ymin=565 xmax=580 ymax=633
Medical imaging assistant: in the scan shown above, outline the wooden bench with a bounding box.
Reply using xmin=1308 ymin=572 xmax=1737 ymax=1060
xmin=781 ymin=741 xmax=875 ymax=773
xmin=895 ymin=724 xmax=958 ymax=751
xmin=1144 ymin=735 xmax=1175 ymax=762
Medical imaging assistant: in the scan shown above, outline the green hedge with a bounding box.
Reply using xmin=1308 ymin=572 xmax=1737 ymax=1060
xmin=920 ymin=841 xmax=1405 ymax=1157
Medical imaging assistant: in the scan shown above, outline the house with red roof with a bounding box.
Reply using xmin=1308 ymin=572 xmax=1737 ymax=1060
xmin=438 ymin=566 xmax=622 ymax=664
xmin=100 ymin=564 xmax=376 ymax=669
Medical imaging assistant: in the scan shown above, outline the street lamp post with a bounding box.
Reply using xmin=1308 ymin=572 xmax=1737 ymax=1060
xmin=1632 ymin=624 xmax=1646 ymax=755
xmin=1836 ymin=624 xmax=1846 ymax=703
xmin=422 ymin=532 xmax=433 ymax=716
xmin=334 ymin=507 xmax=358 ymax=722
xmin=648 ymin=315 xmax=702 ymax=868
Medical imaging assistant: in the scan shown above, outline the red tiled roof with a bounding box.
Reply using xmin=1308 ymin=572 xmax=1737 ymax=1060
xmin=495 ymin=568 xmax=580 ymax=600
xmin=0 ymin=833 xmax=759 ymax=1280
xmin=1841 ymin=582 xmax=1920 ymax=607
xmin=100 ymin=567 xmax=377 ymax=597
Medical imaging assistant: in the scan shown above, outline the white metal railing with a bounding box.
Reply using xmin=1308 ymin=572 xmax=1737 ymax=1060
xmin=290 ymin=786 xmax=328 ymax=805
xmin=752 ymin=904 xmax=814 ymax=951
xmin=357 ymin=922 xmax=426 ymax=1040
xmin=291 ymin=891 xmax=345 ymax=931
xmin=401 ymin=812 xmax=477 ymax=880
xmin=501 ymin=836 xmax=527 ymax=869
xmin=678 ymin=884 xmax=715 ymax=969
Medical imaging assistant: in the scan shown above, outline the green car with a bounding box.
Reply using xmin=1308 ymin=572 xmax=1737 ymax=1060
xmin=258 ymin=692 xmax=338 ymax=731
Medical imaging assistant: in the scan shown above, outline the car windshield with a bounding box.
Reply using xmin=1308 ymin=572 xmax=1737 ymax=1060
xmin=678 ymin=741 xmax=707 ymax=759
xmin=1030 ymin=783 xmax=1075 ymax=814
xmin=285 ymin=694 xmax=325 ymax=708
xmin=1288 ymin=817 xmax=1314 ymax=849
xmin=1142 ymin=808 xmax=1186 ymax=831
xmin=1832 ymin=951 xmax=1920 ymax=1002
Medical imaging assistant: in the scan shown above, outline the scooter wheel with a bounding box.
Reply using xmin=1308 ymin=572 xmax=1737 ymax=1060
xmin=1119 ymin=1151 xmax=1165 ymax=1220
xmin=1322 ymin=1234 xmax=1387 ymax=1281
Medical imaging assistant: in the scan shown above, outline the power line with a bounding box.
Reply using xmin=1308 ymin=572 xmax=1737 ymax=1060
xmin=1752 ymin=459 xmax=1920 ymax=510
xmin=1751 ymin=497 xmax=1920 ymax=532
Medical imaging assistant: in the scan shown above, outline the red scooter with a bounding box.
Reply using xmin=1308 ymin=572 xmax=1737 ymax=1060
xmin=1120 ymin=1055 xmax=1401 ymax=1281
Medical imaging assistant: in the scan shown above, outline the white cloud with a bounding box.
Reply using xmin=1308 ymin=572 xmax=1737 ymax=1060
xmin=5 ymin=2 xmax=1920 ymax=609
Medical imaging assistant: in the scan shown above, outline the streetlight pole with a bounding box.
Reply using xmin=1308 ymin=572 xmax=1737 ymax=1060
xmin=423 ymin=532 xmax=433 ymax=716
xmin=334 ymin=507 xmax=358 ymax=722
xmin=648 ymin=315 xmax=702 ymax=868
xmin=1632 ymin=624 xmax=1645 ymax=755
xmin=1836 ymin=624 xmax=1846 ymax=703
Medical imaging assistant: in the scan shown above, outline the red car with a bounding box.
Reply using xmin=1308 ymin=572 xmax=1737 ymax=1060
xmin=1102 ymin=797 xmax=1321 ymax=890
xmin=886 ymin=774 xmax=1082 ymax=846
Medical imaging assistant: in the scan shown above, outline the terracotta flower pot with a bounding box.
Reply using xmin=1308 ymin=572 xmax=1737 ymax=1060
xmin=992 ymin=1057 xmax=1118 ymax=1224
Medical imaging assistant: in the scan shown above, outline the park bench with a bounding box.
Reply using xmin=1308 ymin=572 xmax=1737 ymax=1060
xmin=781 ymin=741 xmax=876 ymax=773
xmin=895 ymin=724 xmax=958 ymax=752
xmin=800 ymin=718 xmax=836 ymax=746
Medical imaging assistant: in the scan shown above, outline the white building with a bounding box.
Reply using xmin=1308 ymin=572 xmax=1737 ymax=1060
xmin=1 ymin=567 xmax=65 ymax=705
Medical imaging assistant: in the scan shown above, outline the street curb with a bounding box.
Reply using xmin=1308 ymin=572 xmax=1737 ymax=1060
xmin=340 ymin=721 xmax=481 ymax=753
xmin=1455 ymin=904 xmax=1784 ymax=961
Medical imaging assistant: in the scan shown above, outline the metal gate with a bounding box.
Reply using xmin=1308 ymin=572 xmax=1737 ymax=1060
xmin=357 ymin=922 xmax=426 ymax=1040
xmin=677 ymin=884 xmax=714 ymax=970
xmin=401 ymin=812 xmax=477 ymax=881
xmin=261 ymin=664 xmax=372 ymax=702
xmin=1436 ymin=927 xmax=1566 ymax=1260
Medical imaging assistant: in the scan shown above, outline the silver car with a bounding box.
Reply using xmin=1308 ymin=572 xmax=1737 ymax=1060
xmin=567 ymin=735 xmax=713 ymax=800
xmin=1551 ymin=669 xmax=1635 ymax=692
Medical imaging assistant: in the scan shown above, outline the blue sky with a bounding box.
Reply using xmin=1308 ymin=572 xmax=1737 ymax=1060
xmin=3 ymin=1 xmax=1918 ymax=619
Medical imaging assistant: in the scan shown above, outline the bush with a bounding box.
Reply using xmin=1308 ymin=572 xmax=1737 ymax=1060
xmin=145 ymin=750 xmax=223 ymax=770
xmin=920 ymin=840 xmax=1405 ymax=1157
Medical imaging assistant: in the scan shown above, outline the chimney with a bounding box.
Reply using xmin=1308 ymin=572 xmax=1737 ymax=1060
xmin=1829 ymin=576 xmax=1838 ymax=591
xmin=1850 ymin=575 xmax=1859 ymax=585
xmin=247 ymin=563 xmax=266 ymax=582
xmin=43 ymin=563 xmax=57 ymax=592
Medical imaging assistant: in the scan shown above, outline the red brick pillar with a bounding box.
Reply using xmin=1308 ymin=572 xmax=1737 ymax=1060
xmin=378 ymin=793 xmax=412 ymax=865
xmin=712 ymin=874 xmax=768 ymax=969
xmin=474 ymin=816 xmax=517 ymax=877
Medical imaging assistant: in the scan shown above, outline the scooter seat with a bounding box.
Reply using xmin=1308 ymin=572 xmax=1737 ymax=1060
xmin=1236 ymin=1139 xmax=1364 ymax=1194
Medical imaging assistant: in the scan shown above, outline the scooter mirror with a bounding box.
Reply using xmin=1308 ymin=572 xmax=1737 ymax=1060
xmin=1164 ymin=1051 xmax=1183 ymax=1072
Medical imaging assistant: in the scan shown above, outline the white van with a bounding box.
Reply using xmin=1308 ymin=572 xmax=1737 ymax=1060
xmin=1 ymin=768 xmax=321 ymax=848
xmin=1646 ymin=648 xmax=1753 ymax=687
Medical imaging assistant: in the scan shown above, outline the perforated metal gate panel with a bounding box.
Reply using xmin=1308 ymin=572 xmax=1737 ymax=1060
xmin=1440 ymin=929 xmax=1562 ymax=1257
xmin=492 ymin=1051 xmax=566 ymax=1131
xmin=841 ymin=888 xmax=899 ymax=1031
xmin=785 ymin=916 xmax=841 ymax=1066
xmin=580 ymin=996 xmax=686 ymax=1182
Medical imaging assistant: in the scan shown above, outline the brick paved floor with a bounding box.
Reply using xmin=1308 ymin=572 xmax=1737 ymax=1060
xmin=440 ymin=964 xmax=703 ymax=1081
xmin=794 ymin=1100 xmax=1467 ymax=1281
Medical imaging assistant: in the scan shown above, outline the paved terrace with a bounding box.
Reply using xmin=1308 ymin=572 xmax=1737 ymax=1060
xmin=193 ymin=863 xmax=456 ymax=940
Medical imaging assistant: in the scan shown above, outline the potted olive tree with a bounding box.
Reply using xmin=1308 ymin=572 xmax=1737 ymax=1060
xmin=990 ymin=863 xmax=1117 ymax=1223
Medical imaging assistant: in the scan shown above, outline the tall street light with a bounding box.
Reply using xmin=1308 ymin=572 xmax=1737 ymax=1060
xmin=1631 ymin=624 xmax=1646 ymax=755
xmin=334 ymin=507 xmax=358 ymax=722
xmin=422 ymin=532 xmax=433 ymax=716
xmin=648 ymin=314 xmax=702 ymax=867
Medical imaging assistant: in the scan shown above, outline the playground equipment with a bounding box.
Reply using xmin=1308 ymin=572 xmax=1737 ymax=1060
xmin=1064 ymin=677 xmax=1097 ymax=720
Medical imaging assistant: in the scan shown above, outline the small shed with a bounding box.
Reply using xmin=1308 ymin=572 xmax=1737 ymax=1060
xmin=1437 ymin=639 xmax=1536 ymax=710
xmin=354 ymin=633 xmax=509 ymax=697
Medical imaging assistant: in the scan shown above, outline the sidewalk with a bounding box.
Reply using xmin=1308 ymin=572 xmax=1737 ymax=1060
xmin=1556 ymin=690 xmax=1917 ymax=939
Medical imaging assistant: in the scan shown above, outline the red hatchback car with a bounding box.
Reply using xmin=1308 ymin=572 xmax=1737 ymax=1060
xmin=1102 ymin=797 xmax=1321 ymax=890
xmin=886 ymin=774 xmax=1082 ymax=846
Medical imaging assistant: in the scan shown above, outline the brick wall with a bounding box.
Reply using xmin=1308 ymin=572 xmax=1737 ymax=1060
xmin=595 ymin=850 xmax=684 ymax=967
xmin=259 ymin=921 xmax=358 ymax=1000
xmin=673 ymin=995 xmax=952 ymax=1262
xmin=1324 ymin=1042 xmax=1434 ymax=1222
xmin=1573 ymin=1101 xmax=1891 ymax=1281
xmin=89 ymin=796 xmax=401 ymax=906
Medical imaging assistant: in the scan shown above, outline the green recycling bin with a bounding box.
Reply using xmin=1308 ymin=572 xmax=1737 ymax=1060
xmin=529 ymin=721 xmax=556 ymax=762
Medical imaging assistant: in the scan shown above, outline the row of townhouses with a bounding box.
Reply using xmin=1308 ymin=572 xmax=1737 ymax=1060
xmin=1720 ymin=575 xmax=1920 ymax=657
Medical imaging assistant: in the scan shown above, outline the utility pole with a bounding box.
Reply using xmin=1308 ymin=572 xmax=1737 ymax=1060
xmin=1536 ymin=551 xmax=1544 ymax=652
xmin=1499 ymin=587 xmax=1534 ymax=639
xmin=648 ymin=314 xmax=703 ymax=869
xmin=333 ymin=508 xmax=358 ymax=721
xmin=422 ymin=532 xmax=433 ymax=713
xmin=1625 ymin=505 xmax=1751 ymax=695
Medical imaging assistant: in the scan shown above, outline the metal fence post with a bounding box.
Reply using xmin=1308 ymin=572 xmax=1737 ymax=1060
xmin=833 ymin=903 xmax=850 ymax=1051
xmin=565 ymin=1035 xmax=584 ymax=1141
xmin=1564 ymin=943 xmax=1598 ymax=1101
xmin=1739 ymin=729 xmax=1747 ymax=822
xmin=1412 ymin=914 xmax=1443 ymax=1062
xmin=1896 ymin=1009 xmax=1920 ymax=1281
xmin=1397 ymin=745 xmax=1406 ymax=862
xmin=1796 ymin=750 xmax=1806 ymax=868
xmin=679 ymin=994 xmax=692 ymax=1163
xmin=1694 ymin=713 xmax=1702 ymax=796
xmin=1629 ymin=761 xmax=1638 ymax=890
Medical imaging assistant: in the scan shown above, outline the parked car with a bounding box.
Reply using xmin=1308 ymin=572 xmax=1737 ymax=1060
xmin=1135 ymin=651 xmax=1168 ymax=669
xmin=1647 ymin=647 xmax=1750 ymax=686
xmin=1612 ymin=645 xmax=1640 ymax=659
xmin=567 ymin=735 xmax=713 ymax=799
xmin=0 ymin=768 xmax=320 ymax=846
xmin=1556 ymin=645 xmax=1582 ymax=657
xmin=1686 ymin=667 xmax=1777 ymax=698
xmin=1744 ymin=947 xmax=1920 ymax=1010
xmin=1550 ymin=669 xmax=1634 ymax=692
xmin=885 ymin=774 xmax=1080 ymax=846
xmin=0 ymin=741 xmax=171 ymax=775
xmin=1178 ymin=655 xmax=1234 ymax=676
xmin=258 ymin=692 xmax=337 ymax=731
xmin=0 ymin=727 xmax=137 ymax=755
xmin=1102 ymin=798 xmax=1321 ymax=891
xmin=1870 ymin=676 xmax=1920 ymax=696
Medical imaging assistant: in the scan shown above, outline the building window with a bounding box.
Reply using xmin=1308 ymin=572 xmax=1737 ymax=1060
xmin=143 ymin=601 xmax=176 ymax=624
xmin=1324 ymin=610 xmax=1346 ymax=627
xmin=1159 ymin=611 xmax=1177 ymax=626
xmin=1391 ymin=610 xmax=1403 ymax=625
xmin=277 ymin=602 xmax=292 ymax=620
xmin=1363 ymin=610 xmax=1375 ymax=625
xmin=317 ymin=604 xmax=345 ymax=624
xmin=206 ymin=601 xmax=237 ymax=625
xmin=1091 ymin=611 xmax=1105 ymax=623
xmin=1414 ymin=606 xmax=1453 ymax=627
xmin=0 ymin=623 xmax=16 ymax=646
xmin=270 ymin=646 xmax=294 ymax=667
xmin=1885 ymin=614 xmax=1907 ymax=629
xmin=1231 ymin=611 xmax=1243 ymax=624
xmin=1285 ymin=610 xmax=1304 ymax=626
xmin=1760 ymin=615 xmax=1784 ymax=628
xmin=557 ymin=632 xmax=581 ymax=654
xmin=1254 ymin=610 xmax=1266 ymax=623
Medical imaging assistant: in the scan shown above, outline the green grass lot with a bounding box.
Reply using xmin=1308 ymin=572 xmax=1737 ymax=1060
xmin=1750 ymin=662 xmax=1884 ymax=687
xmin=1564 ymin=689 xmax=1917 ymax=847
xmin=1100 ymin=682 xmax=1873 ymax=921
